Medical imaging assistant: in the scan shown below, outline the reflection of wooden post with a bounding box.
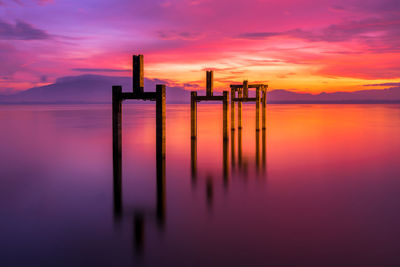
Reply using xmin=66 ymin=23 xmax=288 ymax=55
xmin=112 ymin=87 xmax=122 ymax=220
xmin=206 ymin=71 xmax=213 ymax=96
xmin=191 ymin=138 xmax=197 ymax=183
xmin=231 ymin=88 xmax=235 ymax=130
xmin=223 ymin=91 xmax=228 ymax=140
xmin=256 ymin=86 xmax=260 ymax=132
xmin=243 ymin=80 xmax=248 ymax=98
xmin=156 ymin=84 xmax=166 ymax=228
xmin=256 ymin=130 xmax=260 ymax=171
xmin=262 ymin=128 xmax=266 ymax=171
xmin=191 ymin=92 xmax=197 ymax=139
xmin=134 ymin=214 xmax=145 ymax=254
xmin=238 ymin=88 xmax=242 ymax=129
xmin=238 ymin=128 xmax=242 ymax=169
xmin=223 ymin=138 xmax=228 ymax=185
xmin=262 ymin=86 xmax=266 ymax=130
xmin=132 ymin=55 xmax=144 ymax=94
xmin=231 ymin=129 xmax=235 ymax=168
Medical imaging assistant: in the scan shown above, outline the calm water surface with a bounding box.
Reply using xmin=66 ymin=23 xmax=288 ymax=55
xmin=1 ymin=104 xmax=400 ymax=266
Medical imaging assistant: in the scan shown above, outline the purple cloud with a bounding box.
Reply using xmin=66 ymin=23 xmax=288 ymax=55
xmin=0 ymin=19 xmax=50 ymax=40
xmin=71 ymin=68 xmax=130 ymax=73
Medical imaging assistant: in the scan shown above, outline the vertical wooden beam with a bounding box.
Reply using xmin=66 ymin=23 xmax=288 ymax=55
xmin=243 ymin=80 xmax=249 ymax=98
xmin=133 ymin=55 xmax=144 ymax=94
xmin=156 ymin=84 xmax=166 ymax=228
xmin=191 ymin=92 xmax=197 ymax=139
xmin=223 ymin=91 xmax=228 ymax=140
xmin=206 ymin=71 xmax=213 ymax=96
xmin=238 ymin=88 xmax=242 ymax=129
xmin=112 ymin=85 xmax=122 ymax=221
xmin=256 ymin=86 xmax=260 ymax=132
xmin=231 ymin=87 xmax=235 ymax=130
xmin=262 ymin=86 xmax=266 ymax=130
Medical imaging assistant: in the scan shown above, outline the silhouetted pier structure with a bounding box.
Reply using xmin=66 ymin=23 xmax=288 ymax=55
xmin=230 ymin=81 xmax=267 ymax=131
xmin=112 ymin=54 xmax=166 ymax=255
xmin=191 ymin=71 xmax=229 ymax=185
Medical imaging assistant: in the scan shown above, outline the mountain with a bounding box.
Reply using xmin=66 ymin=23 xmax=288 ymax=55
xmin=0 ymin=74 xmax=191 ymax=104
xmin=1 ymin=74 xmax=400 ymax=104
xmin=268 ymin=87 xmax=400 ymax=103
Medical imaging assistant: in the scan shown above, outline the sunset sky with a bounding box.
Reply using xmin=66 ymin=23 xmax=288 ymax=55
xmin=0 ymin=0 xmax=399 ymax=94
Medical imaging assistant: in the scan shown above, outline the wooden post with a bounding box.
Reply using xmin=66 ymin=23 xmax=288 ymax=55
xmin=156 ymin=84 xmax=166 ymax=228
xmin=133 ymin=55 xmax=144 ymax=94
xmin=206 ymin=71 xmax=213 ymax=96
xmin=262 ymin=86 xmax=266 ymax=130
xmin=256 ymin=86 xmax=260 ymax=132
xmin=223 ymin=91 xmax=228 ymax=140
xmin=238 ymin=88 xmax=242 ymax=129
xmin=112 ymin=87 xmax=122 ymax=220
xmin=191 ymin=92 xmax=197 ymax=139
xmin=243 ymin=80 xmax=249 ymax=98
xmin=231 ymin=87 xmax=235 ymax=130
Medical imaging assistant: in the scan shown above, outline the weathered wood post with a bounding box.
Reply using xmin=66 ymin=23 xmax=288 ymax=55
xmin=223 ymin=136 xmax=228 ymax=185
xmin=238 ymin=88 xmax=242 ymax=129
xmin=262 ymin=86 xmax=266 ymax=130
xmin=133 ymin=55 xmax=144 ymax=94
xmin=191 ymin=92 xmax=197 ymax=139
xmin=112 ymin=85 xmax=122 ymax=217
xmin=206 ymin=71 xmax=213 ymax=97
xmin=156 ymin=84 xmax=166 ymax=228
xmin=191 ymin=138 xmax=197 ymax=182
xmin=256 ymin=86 xmax=260 ymax=132
xmin=223 ymin=91 xmax=228 ymax=140
xmin=243 ymin=80 xmax=249 ymax=98
xmin=231 ymin=128 xmax=235 ymax=167
xmin=112 ymin=85 xmax=123 ymax=221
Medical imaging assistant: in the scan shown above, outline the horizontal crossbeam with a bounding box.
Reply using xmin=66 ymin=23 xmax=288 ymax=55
xmin=230 ymin=84 xmax=267 ymax=89
xmin=121 ymin=92 xmax=158 ymax=100
xmin=233 ymin=97 xmax=257 ymax=102
xmin=194 ymin=95 xmax=225 ymax=102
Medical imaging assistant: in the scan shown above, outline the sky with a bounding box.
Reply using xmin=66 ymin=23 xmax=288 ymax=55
xmin=0 ymin=0 xmax=399 ymax=94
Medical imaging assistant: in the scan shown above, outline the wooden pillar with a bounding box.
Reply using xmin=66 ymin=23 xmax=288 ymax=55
xmin=223 ymin=91 xmax=228 ymax=140
xmin=238 ymin=88 xmax=242 ymax=129
xmin=262 ymin=86 xmax=266 ymax=130
xmin=156 ymin=84 xmax=166 ymax=229
xmin=191 ymin=92 xmax=197 ymax=139
xmin=243 ymin=80 xmax=249 ymax=98
xmin=112 ymin=87 xmax=122 ymax=221
xmin=206 ymin=71 xmax=213 ymax=96
xmin=231 ymin=88 xmax=235 ymax=130
xmin=133 ymin=55 xmax=144 ymax=94
xmin=256 ymin=86 xmax=260 ymax=132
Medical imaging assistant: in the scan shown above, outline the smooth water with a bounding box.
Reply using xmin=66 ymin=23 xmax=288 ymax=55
xmin=1 ymin=104 xmax=400 ymax=266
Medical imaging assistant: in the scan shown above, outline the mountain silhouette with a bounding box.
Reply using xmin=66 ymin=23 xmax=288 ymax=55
xmin=1 ymin=74 xmax=400 ymax=104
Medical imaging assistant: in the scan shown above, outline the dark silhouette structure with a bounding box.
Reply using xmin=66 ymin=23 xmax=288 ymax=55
xmin=112 ymin=54 xmax=166 ymax=255
xmin=190 ymin=71 xmax=229 ymax=186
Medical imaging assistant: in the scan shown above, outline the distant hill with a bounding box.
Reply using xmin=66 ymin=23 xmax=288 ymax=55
xmin=1 ymin=74 xmax=400 ymax=104
xmin=0 ymin=74 xmax=191 ymax=104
